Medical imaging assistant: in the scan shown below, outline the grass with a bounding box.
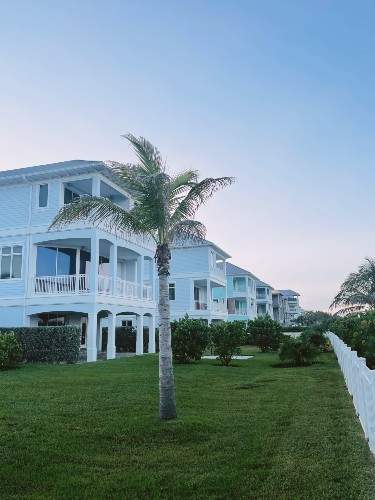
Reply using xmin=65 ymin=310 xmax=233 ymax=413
xmin=0 ymin=350 xmax=374 ymax=499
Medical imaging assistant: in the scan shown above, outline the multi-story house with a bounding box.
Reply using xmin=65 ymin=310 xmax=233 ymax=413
xmin=272 ymin=290 xmax=284 ymax=323
xmin=225 ymin=263 xmax=257 ymax=321
xmin=272 ymin=289 xmax=302 ymax=325
xmin=0 ymin=160 xmax=157 ymax=362
xmin=167 ymin=240 xmax=229 ymax=323
xmin=279 ymin=289 xmax=302 ymax=325
xmin=256 ymin=278 xmax=274 ymax=318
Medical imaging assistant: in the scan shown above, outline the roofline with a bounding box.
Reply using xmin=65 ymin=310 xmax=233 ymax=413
xmin=171 ymin=240 xmax=231 ymax=259
xmin=0 ymin=160 xmax=119 ymax=187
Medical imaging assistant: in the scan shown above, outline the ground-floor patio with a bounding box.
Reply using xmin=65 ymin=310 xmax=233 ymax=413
xmin=26 ymin=303 xmax=156 ymax=362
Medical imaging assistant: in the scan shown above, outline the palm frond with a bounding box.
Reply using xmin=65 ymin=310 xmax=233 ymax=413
xmin=49 ymin=196 xmax=152 ymax=239
xmin=122 ymin=133 xmax=164 ymax=174
xmin=330 ymin=257 xmax=375 ymax=312
xmin=171 ymin=176 xmax=234 ymax=224
xmin=169 ymin=219 xmax=207 ymax=243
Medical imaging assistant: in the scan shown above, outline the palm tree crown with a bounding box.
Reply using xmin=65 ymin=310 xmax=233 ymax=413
xmin=330 ymin=257 xmax=375 ymax=316
xmin=50 ymin=134 xmax=234 ymax=420
xmin=51 ymin=134 xmax=233 ymax=274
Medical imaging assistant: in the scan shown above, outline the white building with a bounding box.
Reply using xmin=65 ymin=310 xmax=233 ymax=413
xmin=255 ymin=278 xmax=274 ymax=318
xmin=225 ymin=263 xmax=257 ymax=321
xmin=167 ymin=240 xmax=230 ymax=323
xmin=0 ymin=160 xmax=157 ymax=362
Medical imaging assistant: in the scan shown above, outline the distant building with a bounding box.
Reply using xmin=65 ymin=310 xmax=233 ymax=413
xmin=224 ymin=263 xmax=257 ymax=321
xmin=256 ymin=278 xmax=274 ymax=318
xmin=165 ymin=239 xmax=230 ymax=323
xmin=272 ymin=289 xmax=302 ymax=325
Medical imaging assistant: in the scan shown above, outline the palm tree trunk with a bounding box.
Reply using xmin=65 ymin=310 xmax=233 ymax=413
xmin=156 ymin=244 xmax=177 ymax=420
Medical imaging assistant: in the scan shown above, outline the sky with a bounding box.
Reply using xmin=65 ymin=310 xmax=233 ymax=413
xmin=1 ymin=0 xmax=375 ymax=311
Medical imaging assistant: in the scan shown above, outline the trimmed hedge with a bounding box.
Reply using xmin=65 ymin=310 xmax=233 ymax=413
xmin=0 ymin=326 xmax=80 ymax=363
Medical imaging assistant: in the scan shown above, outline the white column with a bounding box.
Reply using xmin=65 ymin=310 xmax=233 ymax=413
xmin=110 ymin=243 xmax=117 ymax=295
xmin=97 ymin=316 xmax=102 ymax=352
xmin=90 ymin=236 xmax=99 ymax=294
xmin=87 ymin=312 xmax=98 ymax=362
xmin=137 ymin=255 xmax=144 ymax=299
xmin=151 ymin=260 xmax=156 ymax=301
xmin=75 ymin=248 xmax=80 ymax=294
xmin=107 ymin=312 xmax=116 ymax=360
xmin=136 ymin=314 xmax=144 ymax=355
xmin=148 ymin=315 xmax=156 ymax=353
xmin=207 ymin=279 xmax=211 ymax=311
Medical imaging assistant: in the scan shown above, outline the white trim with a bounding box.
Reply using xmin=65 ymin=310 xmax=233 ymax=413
xmin=36 ymin=183 xmax=49 ymax=210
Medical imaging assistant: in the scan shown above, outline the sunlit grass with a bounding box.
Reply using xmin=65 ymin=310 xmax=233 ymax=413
xmin=0 ymin=351 xmax=374 ymax=499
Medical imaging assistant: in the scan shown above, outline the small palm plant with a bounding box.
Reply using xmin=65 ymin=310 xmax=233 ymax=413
xmin=50 ymin=134 xmax=234 ymax=419
xmin=330 ymin=257 xmax=375 ymax=316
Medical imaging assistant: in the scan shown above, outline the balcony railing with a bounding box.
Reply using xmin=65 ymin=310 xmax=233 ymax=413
xmin=33 ymin=274 xmax=89 ymax=295
xmin=195 ymin=301 xmax=207 ymax=310
xmin=32 ymin=274 xmax=153 ymax=300
xmin=211 ymin=300 xmax=227 ymax=313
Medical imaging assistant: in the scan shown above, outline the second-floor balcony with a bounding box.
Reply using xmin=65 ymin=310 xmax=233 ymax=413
xmin=32 ymin=273 xmax=153 ymax=300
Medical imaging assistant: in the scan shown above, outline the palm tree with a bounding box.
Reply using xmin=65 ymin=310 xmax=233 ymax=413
xmin=330 ymin=257 xmax=375 ymax=316
xmin=50 ymin=134 xmax=234 ymax=419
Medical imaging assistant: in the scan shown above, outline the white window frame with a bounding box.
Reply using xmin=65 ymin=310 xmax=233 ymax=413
xmin=169 ymin=282 xmax=176 ymax=301
xmin=37 ymin=183 xmax=49 ymax=210
xmin=0 ymin=244 xmax=23 ymax=281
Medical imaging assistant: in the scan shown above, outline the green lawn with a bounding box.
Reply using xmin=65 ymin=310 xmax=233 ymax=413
xmin=1 ymin=351 xmax=374 ymax=499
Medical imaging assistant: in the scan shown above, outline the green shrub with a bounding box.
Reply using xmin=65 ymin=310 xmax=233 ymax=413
xmin=330 ymin=312 xmax=375 ymax=368
xmin=247 ymin=316 xmax=283 ymax=352
xmin=280 ymin=326 xmax=308 ymax=333
xmin=0 ymin=326 xmax=80 ymax=363
xmin=300 ymin=328 xmax=327 ymax=350
xmin=171 ymin=316 xmax=209 ymax=363
xmin=210 ymin=321 xmax=245 ymax=366
xmin=279 ymin=338 xmax=320 ymax=366
xmin=0 ymin=332 xmax=23 ymax=370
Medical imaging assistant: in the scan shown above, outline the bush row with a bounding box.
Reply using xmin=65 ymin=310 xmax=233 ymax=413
xmin=0 ymin=326 xmax=81 ymax=368
xmin=330 ymin=312 xmax=375 ymax=369
xmin=171 ymin=317 xmax=245 ymax=365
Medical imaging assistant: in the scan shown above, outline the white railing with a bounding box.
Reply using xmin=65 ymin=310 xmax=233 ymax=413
xmin=143 ymin=284 xmax=153 ymax=300
xmin=33 ymin=274 xmax=153 ymax=300
xmin=327 ymin=331 xmax=375 ymax=455
xmin=211 ymin=300 xmax=227 ymax=313
xmin=33 ymin=274 xmax=89 ymax=295
xmin=195 ymin=301 xmax=208 ymax=310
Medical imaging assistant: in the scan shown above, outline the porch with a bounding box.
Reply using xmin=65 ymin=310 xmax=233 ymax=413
xmin=29 ymin=236 xmax=154 ymax=301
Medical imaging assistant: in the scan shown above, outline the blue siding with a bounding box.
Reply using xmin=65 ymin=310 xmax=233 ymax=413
xmin=0 ymin=306 xmax=25 ymax=326
xmin=170 ymin=246 xmax=209 ymax=274
xmin=0 ymin=185 xmax=31 ymax=230
xmin=31 ymin=180 xmax=62 ymax=227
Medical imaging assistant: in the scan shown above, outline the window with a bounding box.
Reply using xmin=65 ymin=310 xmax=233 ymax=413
xmin=38 ymin=184 xmax=49 ymax=208
xmin=169 ymin=283 xmax=176 ymax=300
xmin=194 ymin=286 xmax=200 ymax=301
xmin=122 ymin=320 xmax=133 ymax=327
xmin=36 ymin=247 xmax=76 ymax=276
xmin=0 ymin=245 xmax=22 ymax=279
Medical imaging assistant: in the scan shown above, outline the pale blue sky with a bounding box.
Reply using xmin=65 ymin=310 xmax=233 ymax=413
xmin=1 ymin=0 xmax=375 ymax=310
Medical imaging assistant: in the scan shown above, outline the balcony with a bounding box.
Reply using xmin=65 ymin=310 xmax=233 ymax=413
xmin=211 ymin=299 xmax=227 ymax=313
xmin=32 ymin=274 xmax=153 ymax=301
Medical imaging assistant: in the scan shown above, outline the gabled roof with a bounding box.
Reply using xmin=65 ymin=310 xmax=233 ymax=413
xmin=255 ymin=278 xmax=272 ymax=289
xmin=171 ymin=239 xmax=231 ymax=259
xmin=226 ymin=262 xmax=257 ymax=279
xmin=0 ymin=160 xmax=120 ymax=187
xmin=278 ymin=289 xmax=300 ymax=297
